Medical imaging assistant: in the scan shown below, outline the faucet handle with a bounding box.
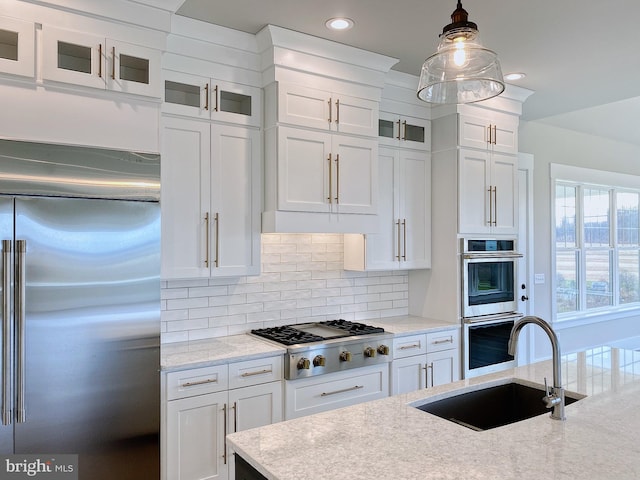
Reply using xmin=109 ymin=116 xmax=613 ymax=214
xmin=544 ymin=377 xmax=551 ymax=396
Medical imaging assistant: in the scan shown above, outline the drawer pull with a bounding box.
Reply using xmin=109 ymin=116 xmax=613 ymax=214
xmin=240 ymin=368 xmax=273 ymax=378
xmin=320 ymin=385 xmax=364 ymax=397
xmin=433 ymin=338 xmax=453 ymax=345
xmin=181 ymin=378 xmax=218 ymax=388
xmin=399 ymin=343 xmax=421 ymax=350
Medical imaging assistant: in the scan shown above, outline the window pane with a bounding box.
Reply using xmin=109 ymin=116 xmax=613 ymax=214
xmin=556 ymin=250 xmax=578 ymax=313
xmin=617 ymin=192 xmax=639 ymax=247
xmin=619 ymin=249 xmax=640 ymax=304
xmin=584 ymin=188 xmax=610 ymax=247
xmin=585 ymin=250 xmax=612 ymax=309
xmin=556 ymin=185 xmax=576 ymax=248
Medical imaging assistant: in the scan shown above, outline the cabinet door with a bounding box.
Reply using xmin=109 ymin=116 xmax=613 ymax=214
xmin=213 ymin=79 xmax=261 ymax=127
xmin=491 ymin=153 xmax=518 ymax=235
xmin=163 ymin=70 xmax=210 ymax=119
xmin=492 ymin=117 xmax=518 ymax=154
xmin=331 ymin=135 xmax=377 ymax=214
xmin=277 ymin=83 xmax=331 ymax=131
xmin=161 ymin=117 xmax=211 ymax=279
xmin=166 ymin=392 xmax=228 ymax=480
xmin=458 ymin=114 xmax=490 ymax=150
xmin=228 ymin=382 xmax=283 ymax=433
xmin=399 ymin=150 xmax=431 ymax=269
xmin=458 ymin=148 xmax=492 ymax=235
xmin=333 ymin=93 xmax=378 ymax=137
xmin=107 ymin=38 xmax=161 ymax=98
xmin=379 ymin=112 xmax=430 ymax=150
xmin=391 ymin=355 xmax=426 ymax=395
xmin=426 ymin=349 xmax=460 ymax=388
xmin=210 ymin=124 xmax=261 ymax=276
xmin=0 ymin=16 xmax=35 ymax=78
xmin=42 ymin=26 xmax=105 ymax=89
xmin=277 ymin=127 xmax=332 ymax=212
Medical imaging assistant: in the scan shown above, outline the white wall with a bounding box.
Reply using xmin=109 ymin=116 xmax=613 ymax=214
xmin=519 ymin=120 xmax=640 ymax=359
xmin=161 ymin=233 xmax=409 ymax=343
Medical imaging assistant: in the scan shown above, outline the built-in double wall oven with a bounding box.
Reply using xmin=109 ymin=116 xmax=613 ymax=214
xmin=461 ymin=238 xmax=523 ymax=378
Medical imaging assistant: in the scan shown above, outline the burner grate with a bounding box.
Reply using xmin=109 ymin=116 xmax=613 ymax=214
xmin=251 ymin=326 xmax=325 ymax=346
xmin=320 ymin=319 xmax=385 ymax=336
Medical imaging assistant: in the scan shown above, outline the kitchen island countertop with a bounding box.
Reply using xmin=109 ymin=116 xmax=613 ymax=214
xmin=227 ymin=346 xmax=640 ymax=479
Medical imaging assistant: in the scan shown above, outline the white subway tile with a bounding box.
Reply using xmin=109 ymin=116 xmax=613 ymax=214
xmin=161 ymin=309 xmax=188 ymax=321
xmin=167 ymin=318 xmax=208 ymax=332
xmin=246 ymin=292 xmax=281 ymax=304
xmin=367 ymin=301 xmax=393 ymax=311
xmin=263 ymin=300 xmax=297 ymax=312
xmin=189 ymin=285 xmax=228 ymax=298
xmin=161 ymin=331 xmax=189 ymax=344
xmin=166 ymin=297 xmax=209 ymax=310
xmin=161 ymin=288 xmax=188 ymax=300
xmin=188 ymin=306 xmax=228 ymax=319
xmin=228 ymin=303 xmax=264 ymax=315
xmin=188 ymin=326 xmax=228 ymax=341
xmin=165 ymin=278 xmax=209 ymax=289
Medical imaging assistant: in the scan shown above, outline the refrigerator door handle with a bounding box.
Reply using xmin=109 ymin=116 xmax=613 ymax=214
xmin=15 ymin=240 xmax=26 ymax=423
xmin=2 ymin=240 xmax=11 ymax=426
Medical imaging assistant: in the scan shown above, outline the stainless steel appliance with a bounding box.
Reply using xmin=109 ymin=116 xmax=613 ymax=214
xmin=0 ymin=139 xmax=160 ymax=479
xmin=461 ymin=238 xmax=522 ymax=318
xmin=252 ymin=320 xmax=392 ymax=379
xmin=463 ymin=313 xmax=521 ymax=378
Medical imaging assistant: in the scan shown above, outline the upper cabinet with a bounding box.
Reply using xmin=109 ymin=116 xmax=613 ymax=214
xmin=378 ymin=111 xmax=430 ymax=151
xmin=458 ymin=111 xmax=518 ymax=154
xmin=0 ymin=16 xmax=35 ymax=78
xmin=276 ymin=82 xmax=378 ymax=137
xmin=42 ymin=26 xmax=162 ymax=98
xmin=163 ymin=70 xmax=261 ymax=127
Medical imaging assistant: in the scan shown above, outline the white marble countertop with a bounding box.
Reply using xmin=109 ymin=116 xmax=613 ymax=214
xmin=161 ymin=315 xmax=456 ymax=371
xmin=228 ymin=346 xmax=640 ymax=480
xmin=161 ymin=334 xmax=285 ymax=371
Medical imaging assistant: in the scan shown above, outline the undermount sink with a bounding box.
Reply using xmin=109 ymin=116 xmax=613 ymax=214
xmin=413 ymin=381 xmax=584 ymax=431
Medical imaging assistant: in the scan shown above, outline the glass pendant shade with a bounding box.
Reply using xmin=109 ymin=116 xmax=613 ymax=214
xmin=417 ymin=2 xmax=505 ymax=104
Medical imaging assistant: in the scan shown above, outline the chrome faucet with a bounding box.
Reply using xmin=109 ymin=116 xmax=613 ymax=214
xmin=508 ymin=316 xmax=566 ymax=420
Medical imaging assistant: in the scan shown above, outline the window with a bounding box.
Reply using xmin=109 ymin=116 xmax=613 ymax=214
xmin=553 ymin=168 xmax=640 ymax=319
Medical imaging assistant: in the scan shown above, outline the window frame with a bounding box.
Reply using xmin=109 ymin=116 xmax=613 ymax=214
xmin=551 ymin=164 xmax=640 ymax=322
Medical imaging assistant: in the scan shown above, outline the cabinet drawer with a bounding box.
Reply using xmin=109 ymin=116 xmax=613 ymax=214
xmin=229 ymin=356 xmax=283 ymax=389
xmin=285 ymin=364 xmax=388 ymax=419
xmin=426 ymin=329 xmax=459 ymax=353
xmin=393 ymin=334 xmax=427 ymax=359
xmin=166 ymin=364 xmax=229 ymax=400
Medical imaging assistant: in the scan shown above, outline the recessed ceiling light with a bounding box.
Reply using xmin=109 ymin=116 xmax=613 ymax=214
xmin=504 ymin=72 xmax=527 ymax=81
xmin=325 ymin=17 xmax=354 ymax=31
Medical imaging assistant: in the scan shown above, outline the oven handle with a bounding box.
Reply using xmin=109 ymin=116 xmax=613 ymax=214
xmin=463 ymin=312 xmax=523 ymax=324
xmin=463 ymin=252 xmax=523 ymax=259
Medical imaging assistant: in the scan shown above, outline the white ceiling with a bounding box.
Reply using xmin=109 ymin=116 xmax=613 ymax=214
xmin=175 ymin=0 xmax=640 ymax=146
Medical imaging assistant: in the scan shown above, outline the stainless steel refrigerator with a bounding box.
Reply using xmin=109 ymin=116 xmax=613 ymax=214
xmin=0 ymin=139 xmax=160 ymax=479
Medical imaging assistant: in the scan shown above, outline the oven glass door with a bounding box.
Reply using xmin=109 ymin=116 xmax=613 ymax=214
xmin=464 ymin=258 xmax=516 ymax=317
xmin=465 ymin=319 xmax=516 ymax=377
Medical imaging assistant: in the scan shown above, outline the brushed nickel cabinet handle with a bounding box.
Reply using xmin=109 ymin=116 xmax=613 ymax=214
xmin=487 ymin=124 xmax=492 ymax=144
xmin=222 ymin=403 xmax=227 ymax=464
xmin=1 ymin=240 xmax=11 ymax=426
xmin=335 ymin=154 xmax=339 ymax=203
xmin=181 ymin=377 xmax=218 ymax=388
xmin=402 ymin=120 xmax=407 ymax=141
xmin=493 ymin=186 xmax=498 ymax=226
xmin=487 ymin=186 xmax=493 ymax=225
xmin=335 ymin=98 xmax=340 ymax=124
xmin=233 ymin=401 xmax=238 ymax=433
xmin=204 ymin=83 xmax=209 ymax=111
xmin=214 ymin=85 xmax=219 ymax=112
xmin=214 ymin=212 xmax=220 ymax=267
xmin=433 ymin=338 xmax=453 ymax=345
xmin=328 ymin=98 xmax=332 ymax=123
xmin=320 ymin=385 xmax=363 ymax=397
xmin=396 ymin=220 xmax=401 ymax=261
xmin=240 ymin=369 xmax=273 ymax=378
xmin=493 ymin=125 xmax=497 ymax=145
xmin=204 ymin=212 xmax=210 ymax=268
xmin=327 ymin=154 xmax=333 ymax=203
xmin=399 ymin=343 xmax=421 ymax=350
xmin=402 ymin=219 xmax=407 ymax=261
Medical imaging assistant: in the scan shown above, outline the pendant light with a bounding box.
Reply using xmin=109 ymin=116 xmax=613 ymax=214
xmin=417 ymin=0 xmax=505 ymax=104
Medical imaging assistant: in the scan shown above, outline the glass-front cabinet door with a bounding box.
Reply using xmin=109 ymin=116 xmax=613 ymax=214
xmin=0 ymin=16 xmax=35 ymax=78
xmin=378 ymin=111 xmax=430 ymax=150
xmin=163 ymin=70 xmax=261 ymax=127
xmin=41 ymin=25 xmax=160 ymax=98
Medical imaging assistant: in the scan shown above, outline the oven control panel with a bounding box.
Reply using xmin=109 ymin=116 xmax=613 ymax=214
xmin=285 ymin=336 xmax=393 ymax=380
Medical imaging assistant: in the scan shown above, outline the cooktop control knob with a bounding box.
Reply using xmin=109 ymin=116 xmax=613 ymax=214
xmin=364 ymin=346 xmax=376 ymax=358
xmin=339 ymin=351 xmax=352 ymax=362
xmin=377 ymin=345 xmax=390 ymax=356
xmin=297 ymin=358 xmax=311 ymax=370
xmin=312 ymin=355 xmax=326 ymax=367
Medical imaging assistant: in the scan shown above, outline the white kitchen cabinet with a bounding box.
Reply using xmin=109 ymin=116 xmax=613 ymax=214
xmin=42 ymin=25 xmax=161 ymax=98
xmin=284 ymin=364 xmax=389 ymax=420
xmin=277 ymin=82 xmax=378 ymax=137
xmin=161 ymin=116 xmax=261 ymax=279
xmin=378 ymin=111 xmax=430 ymax=151
xmin=0 ymin=16 xmax=35 ymax=78
xmin=458 ymin=148 xmax=518 ymax=235
xmin=165 ymin=357 xmax=283 ymax=480
xmin=458 ymin=112 xmax=518 ymax=154
xmin=391 ymin=329 xmax=460 ymax=395
xmin=344 ymin=147 xmax=431 ymax=271
xmin=163 ymin=70 xmax=261 ymax=127
xmin=274 ymin=126 xmax=378 ymax=215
